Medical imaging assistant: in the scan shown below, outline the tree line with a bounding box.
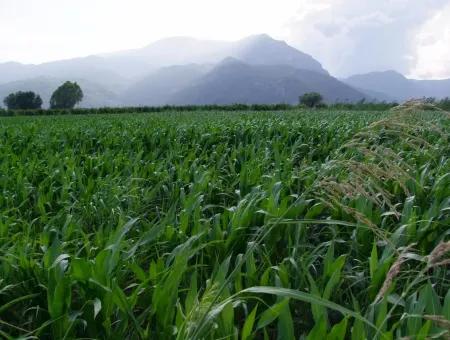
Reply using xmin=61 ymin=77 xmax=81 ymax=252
xmin=0 ymin=102 xmax=401 ymax=117
xmin=299 ymin=92 xmax=450 ymax=110
xmin=2 ymin=83 xmax=448 ymax=115
xmin=2 ymin=81 xmax=83 ymax=110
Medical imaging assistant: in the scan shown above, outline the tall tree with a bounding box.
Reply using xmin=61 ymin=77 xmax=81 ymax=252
xmin=50 ymin=81 xmax=84 ymax=109
xmin=3 ymin=91 xmax=43 ymax=110
xmin=299 ymin=92 xmax=323 ymax=108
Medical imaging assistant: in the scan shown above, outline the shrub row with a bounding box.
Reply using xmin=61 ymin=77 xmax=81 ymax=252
xmin=0 ymin=104 xmax=291 ymax=116
xmin=0 ymin=102 xmax=404 ymax=117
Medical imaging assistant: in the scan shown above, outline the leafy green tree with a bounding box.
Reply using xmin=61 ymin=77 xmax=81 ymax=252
xmin=438 ymin=97 xmax=450 ymax=110
xmin=423 ymin=97 xmax=436 ymax=104
xmin=50 ymin=81 xmax=84 ymax=109
xmin=299 ymin=92 xmax=323 ymax=108
xmin=3 ymin=91 xmax=43 ymax=110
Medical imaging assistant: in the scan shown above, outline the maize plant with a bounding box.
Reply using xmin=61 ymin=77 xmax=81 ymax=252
xmin=0 ymin=109 xmax=448 ymax=339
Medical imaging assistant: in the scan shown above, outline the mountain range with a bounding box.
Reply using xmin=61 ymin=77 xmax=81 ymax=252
xmin=342 ymin=70 xmax=450 ymax=102
xmin=0 ymin=34 xmax=449 ymax=108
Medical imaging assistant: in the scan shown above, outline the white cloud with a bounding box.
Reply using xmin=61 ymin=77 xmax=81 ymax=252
xmin=0 ymin=0 xmax=299 ymax=64
xmin=410 ymin=2 xmax=450 ymax=79
xmin=0 ymin=0 xmax=449 ymax=79
xmin=284 ymin=0 xmax=449 ymax=78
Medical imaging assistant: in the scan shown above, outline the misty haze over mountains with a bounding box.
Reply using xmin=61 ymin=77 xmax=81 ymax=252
xmin=0 ymin=34 xmax=449 ymax=108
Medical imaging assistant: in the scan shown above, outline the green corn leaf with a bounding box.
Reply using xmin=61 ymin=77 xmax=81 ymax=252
xmin=257 ymin=299 xmax=290 ymax=330
xmin=241 ymin=305 xmax=258 ymax=340
xmin=277 ymin=299 xmax=294 ymax=340
xmin=242 ymin=286 xmax=376 ymax=330
xmin=307 ymin=316 xmax=327 ymax=340
xmin=327 ymin=317 xmax=348 ymax=340
xmin=370 ymin=241 xmax=378 ymax=280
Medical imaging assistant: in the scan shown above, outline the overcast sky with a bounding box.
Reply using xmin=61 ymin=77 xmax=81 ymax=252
xmin=0 ymin=0 xmax=449 ymax=78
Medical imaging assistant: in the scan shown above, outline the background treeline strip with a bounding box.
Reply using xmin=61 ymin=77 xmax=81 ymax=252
xmin=1 ymin=99 xmax=448 ymax=117
xmin=0 ymin=102 xmax=400 ymax=116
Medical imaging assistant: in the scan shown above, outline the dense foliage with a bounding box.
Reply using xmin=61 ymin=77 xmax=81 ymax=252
xmin=299 ymin=92 xmax=324 ymax=108
xmin=437 ymin=97 xmax=450 ymax=110
xmin=50 ymin=81 xmax=84 ymax=109
xmin=329 ymin=100 xmax=399 ymax=111
xmin=3 ymin=91 xmax=43 ymax=110
xmin=0 ymin=109 xmax=448 ymax=339
xmin=0 ymin=102 xmax=399 ymax=117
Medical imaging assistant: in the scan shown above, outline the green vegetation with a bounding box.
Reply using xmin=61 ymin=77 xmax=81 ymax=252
xmin=437 ymin=97 xmax=450 ymax=111
xmin=0 ymin=102 xmax=400 ymax=117
xmin=328 ymin=99 xmax=400 ymax=111
xmin=50 ymin=81 xmax=84 ymax=109
xmin=0 ymin=104 xmax=295 ymax=116
xmin=3 ymin=91 xmax=43 ymax=110
xmin=299 ymin=92 xmax=324 ymax=108
xmin=0 ymin=109 xmax=448 ymax=339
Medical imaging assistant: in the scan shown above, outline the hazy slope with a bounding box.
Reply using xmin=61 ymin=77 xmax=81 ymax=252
xmin=116 ymin=34 xmax=328 ymax=74
xmin=109 ymin=37 xmax=228 ymax=70
xmin=167 ymin=58 xmax=364 ymax=105
xmin=230 ymin=34 xmax=327 ymax=74
xmin=343 ymin=70 xmax=450 ymax=101
xmin=0 ymin=62 xmax=36 ymax=84
xmin=0 ymin=34 xmax=328 ymax=88
xmin=6 ymin=35 xmax=450 ymax=107
xmin=0 ymin=57 xmax=127 ymax=92
xmin=411 ymin=78 xmax=450 ymax=98
xmin=0 ymin=77 xmax=121 ymax=108
xmin=121 ymin=64 xmax=212 ymax=106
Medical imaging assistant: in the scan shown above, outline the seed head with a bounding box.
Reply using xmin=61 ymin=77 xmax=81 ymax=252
xmin=428 ymin=241 xmax=450 ymax=267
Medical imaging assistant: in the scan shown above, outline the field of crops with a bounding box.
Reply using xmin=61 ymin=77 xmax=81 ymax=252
xmin=0 ymin=109 xmax=449 ymax=339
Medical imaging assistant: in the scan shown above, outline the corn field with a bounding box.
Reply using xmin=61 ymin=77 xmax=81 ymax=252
xmin=0 ymin=109 xmax=449 ymax=339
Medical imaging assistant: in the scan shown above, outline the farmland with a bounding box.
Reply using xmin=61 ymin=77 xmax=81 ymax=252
xmin=0 ymin=109 xmax=449 ymax=339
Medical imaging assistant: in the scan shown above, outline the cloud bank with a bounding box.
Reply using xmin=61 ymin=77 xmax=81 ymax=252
xmin=285 ymin=0 xmax=450 ymax=78
xmin=411 ymin=2 xmax=450 ymax=79
xmin=0 ymin=0 xmax=449 ymax=79
xmin=0 ymin=0 xmax=299 ymax=64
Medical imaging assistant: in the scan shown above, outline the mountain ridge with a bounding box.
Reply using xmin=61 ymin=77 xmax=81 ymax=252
xmin=1 ymin=35 xmax=449 ymax=107
xmin=126 ymin=58 xmax=365 ymax=106
xmin=343 ymin=70 xmax=450 ymax=101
